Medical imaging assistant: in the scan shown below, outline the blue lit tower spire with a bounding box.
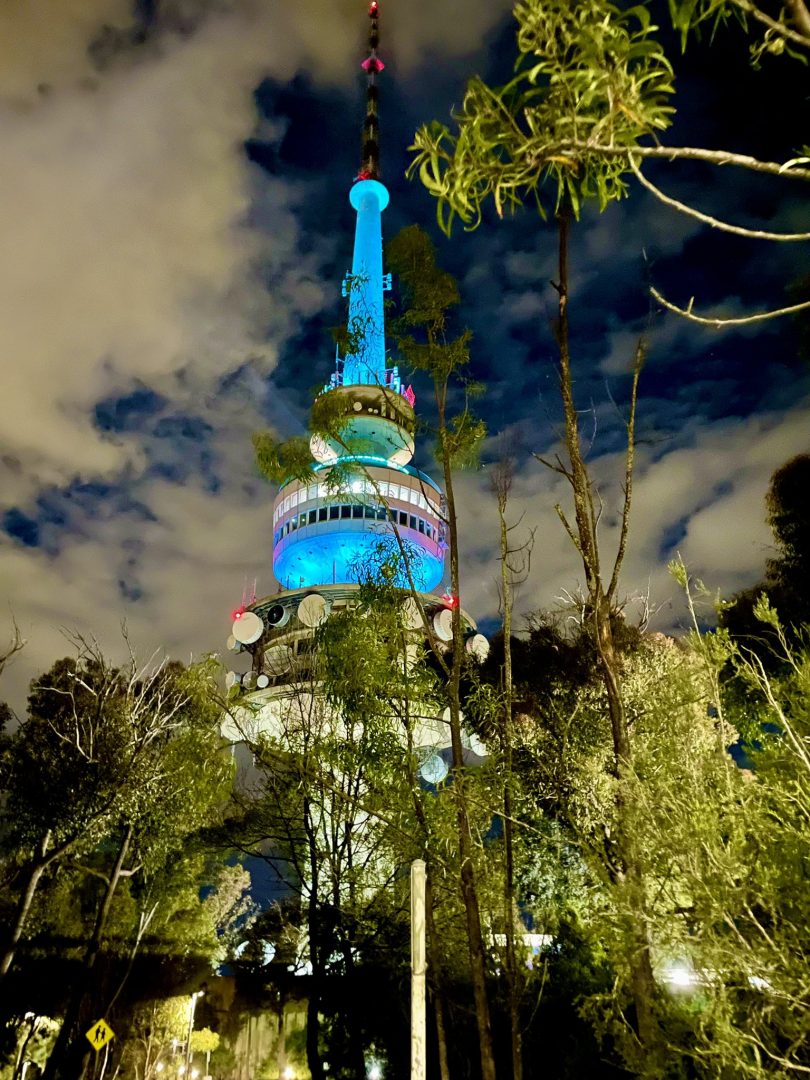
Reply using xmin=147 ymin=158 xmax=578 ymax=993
xmin=343 ymin=0 xmax=387 ymax=386
xmin=269 ymin=1 xmax=445 ymax=594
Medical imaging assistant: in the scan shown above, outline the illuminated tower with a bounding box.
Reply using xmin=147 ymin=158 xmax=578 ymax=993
xmin=271 ymin=0 xmax=444 ymax=595
xmin=223 ymin=2 xmax=486 ymax=727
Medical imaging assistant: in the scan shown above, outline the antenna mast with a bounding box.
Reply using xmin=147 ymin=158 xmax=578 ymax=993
xmin=359 ymin=1 xmax=383 ymax=180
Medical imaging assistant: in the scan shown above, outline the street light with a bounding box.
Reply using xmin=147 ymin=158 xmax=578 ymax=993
xmin=185 ymin=990 xmax=205 ymax=1075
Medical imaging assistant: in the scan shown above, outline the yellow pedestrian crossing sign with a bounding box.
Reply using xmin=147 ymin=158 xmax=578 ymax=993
xmin=85 ymin=1019 xmax=115 ymax=1052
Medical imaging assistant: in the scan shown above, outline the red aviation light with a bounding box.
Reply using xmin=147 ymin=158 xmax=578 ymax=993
xmin=369 ymin=1 xmax=378 ymax=14
xmin=231 ymin=606 xmax=245 ymax=622
xmin=441 ymin=593 xmax=459 ymax=610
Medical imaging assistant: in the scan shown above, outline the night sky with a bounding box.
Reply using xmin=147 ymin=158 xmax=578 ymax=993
xmin=1 ymin=0 xmax=808 ymax=710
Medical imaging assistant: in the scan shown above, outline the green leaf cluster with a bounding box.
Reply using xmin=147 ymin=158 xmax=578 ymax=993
xmin=410 ymin=0 xmax=675 ymax=231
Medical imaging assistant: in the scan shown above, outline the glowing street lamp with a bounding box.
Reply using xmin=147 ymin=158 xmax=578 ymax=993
xmin=185 ymin=990 xmax=205 ymax=1075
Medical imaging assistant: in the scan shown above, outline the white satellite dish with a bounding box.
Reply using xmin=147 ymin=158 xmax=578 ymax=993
xmin=226 ymin=634 xmax=242 ymax=652
xmin=470 ymin=732 xmax=487 ymax=756
xmin=404 ymin=642 xmax=421 ymax=671
xmin=433 ymin=608 xmax=454 ymax=641
xmin=402 ymin=596 xmax=422 ymax=630
xmin=419 ymin=753 xmax=449 ymax=785
xmin=265 ymin=603 xmax=291 ymax=628
xmin=298 ymin=593 xmax=329 ymax=628
xmin=232 ymin=610 xmax=264 ymax=644
xmin=465 ymin=634 xmax=490 ymax=662
xmin=265 ymin=645 xmax=293 ymax=676
xmin=256 ymin=673 xmax=270 ymax=689
xmin=463 ymin=728 xmax=487 ymax=757
xmin=225 ymin=671 xmax=242 ymax=690
xmin=242 ymin=671 xmax=257 ymax=691
xmin=441 ymin=706 xmax=465 ymax=728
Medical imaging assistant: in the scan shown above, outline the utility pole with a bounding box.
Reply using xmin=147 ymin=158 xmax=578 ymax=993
xmin=411 ymin=859 xmax=426 ymax=1080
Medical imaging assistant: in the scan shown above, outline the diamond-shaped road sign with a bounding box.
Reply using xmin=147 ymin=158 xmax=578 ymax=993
xmin=85 ymin=1019 xmax=115 ymax=1052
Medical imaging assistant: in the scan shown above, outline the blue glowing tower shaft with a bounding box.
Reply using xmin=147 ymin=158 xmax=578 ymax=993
xmin=342 ymin=179 xmax=390 ymax=387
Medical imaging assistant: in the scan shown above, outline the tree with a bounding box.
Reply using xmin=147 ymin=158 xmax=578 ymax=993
xmin=0 ymin=644 xmax=231 ymax=1080
xmin=411 ymin=0 xmax=810 ymax=329
xmin=722 ymin=453 xmax=810 ymax=654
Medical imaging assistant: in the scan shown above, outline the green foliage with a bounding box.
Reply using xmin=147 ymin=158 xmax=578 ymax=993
xmin=252 ymin=432 xmax=313 ymax=487
xmin=410 ymin=0 xmax=675 ymax=231
xmin=190 ymin=1025 xmax=220 ymax=1054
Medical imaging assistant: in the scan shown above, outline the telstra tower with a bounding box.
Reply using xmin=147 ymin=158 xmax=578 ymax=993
xmin=222 ymin=2 xmax=487 ymax=739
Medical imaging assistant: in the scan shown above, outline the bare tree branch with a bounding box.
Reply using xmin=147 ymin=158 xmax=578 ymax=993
xmin=630 ymin=158 xmax=810 ymax=241
xmin=607 ymin=339 xmax=645 ymax=603
xmin=650 ymin=286 xmax=810 ymax=327
xmin=561 ymin=140 xmax=810 ymax=180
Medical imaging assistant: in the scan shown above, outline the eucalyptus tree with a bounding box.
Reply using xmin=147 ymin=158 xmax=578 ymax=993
xmin=225 ymin=637 xmax=402 ymax=1080
xmin=657 ymin=568 xmax=810 ymax=1076
xmin=0 ymin=646 xmax=232 ymax=1080
xmin=413 ymin=0 xmax=810 ymax=329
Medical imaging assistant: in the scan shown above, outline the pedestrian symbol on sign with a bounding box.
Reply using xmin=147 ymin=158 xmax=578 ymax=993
xmin=85 ymin=1019 xmax=115 ymax=1052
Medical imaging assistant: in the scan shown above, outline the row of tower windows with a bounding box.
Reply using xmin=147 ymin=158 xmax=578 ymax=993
xmin=274 ymin=480 xmax=437 ymax=524
xmin=273 ymin=504 xmax=440 ymax=546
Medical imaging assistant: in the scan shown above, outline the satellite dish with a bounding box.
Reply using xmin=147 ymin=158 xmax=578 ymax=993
xmin=419 ymin=753 xmax=449 ymax=785
xmin=404 ymin=642 xmax=421 ymax=671
xmin=265 ymin=645 xmax=293 ymax=676
xmin=402 ymin=596 xmax=422 ymax=629
xmin=465 ymin=634 xmax=490 ymax=662
xmin=441 ymin=706 xmax=465 ymax=728
xmin=463 ymin=728 xmax=487 ymax=757
xmin=298 ymin=593 xmax=329 ymax=628
xmin=232 ymin=610 xmax=264 ymax=645
xmin=433 ymin=608 xmax=453 ymax=641
xmin=242 ymin=671 xmax=257 ymax=691
xmin=256 ymin=673 xmax=270 ymax=689
xmin=226 ymin=634 xmax=242 ymax=652
xmin=225 ymin=671 xmax=242 ymax=690
xmin=265 ymin=603 xmax=290 ymax=628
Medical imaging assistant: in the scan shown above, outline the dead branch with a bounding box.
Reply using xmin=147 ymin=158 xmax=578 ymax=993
xmin=650 ymin=286 xmax=810 ymax=327
xmin=630 ymin=158 xmax=810 ymax=241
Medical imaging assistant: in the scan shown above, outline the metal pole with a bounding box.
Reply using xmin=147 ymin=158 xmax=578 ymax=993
xmin=411 ymin=859 xmax=426 ymax=1080
xmin=185 ymin=993 xmax=199 ymax=1075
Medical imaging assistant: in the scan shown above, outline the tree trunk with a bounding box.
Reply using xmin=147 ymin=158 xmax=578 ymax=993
xmin=438 ymin=390 xmax=497 ymax=1080
xmin=0 ymin=830 xmax=52 ymax=985
xmin=44 ymin=824 xmax=133 ymax=1080
xmin=425 ymin=875 xmax=451 ymax=1080
xmin=553 ymin=212 xmax=658 ymax=1063
xmin=303 ymin=798 xmax=325 ymax=1080
xmin=496 ymin=477 xmax=523 ymax=1080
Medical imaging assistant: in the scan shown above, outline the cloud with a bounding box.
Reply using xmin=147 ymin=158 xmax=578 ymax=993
xmin=454 ymin=402 xmax=810 ymax=631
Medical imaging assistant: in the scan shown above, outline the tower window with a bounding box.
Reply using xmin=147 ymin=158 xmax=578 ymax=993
xmin=319 ymin=508 xmax=327 ymax=522
xmin=418 ymin=518 xmax=426 ymax=534
xmin=399 ymin=511 xmax=408 ymax=526
xmin=308 ymin=510 xmax=317 ymax=525
xmin=341 ymin=505 xmax=351 ymax=519
xmin=330 ymin=506 xmax=340 ymax=520
xmin=409 ymin=515 xmax=417 ymax=531
xmin=364 ymin=505 xmax=376 ymax=519
xmin=352 ymin=505 xmax=363 ymax=518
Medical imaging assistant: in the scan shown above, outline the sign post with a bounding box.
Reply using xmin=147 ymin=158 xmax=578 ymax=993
xmin=410 ymin=859 xmax=426 ymax=1080
xmin=85 ymin=1020 xmax=115 ymax=1054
